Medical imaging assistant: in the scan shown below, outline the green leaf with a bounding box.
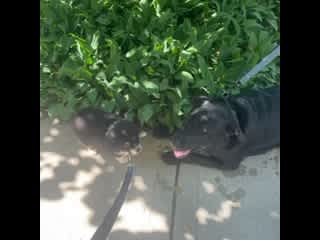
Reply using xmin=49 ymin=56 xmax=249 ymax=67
xmin=259 ymin=31 xmax=270 ymax=42
xmin=197 ymin=55 xmax=208 ymax=78
xmin=96 ymin=14 xmax=111 ymax=25
xmin=42 ymin=66 xmax=51 ymax=73
xmin=87 ymin=89 xmax=98 ymax=104
xmin=106 ymin=39 xmax=120 ymax=66
xmin=175 ymin=88 xmax=182 ymax=98
xmin=166 ymin=91 xmax=178 ymax=102
xmin=110 ymin=76 xmax=137 ymax=88
xmin=268 ymin=19 xmax=278 ymax=31
xmin=125 ymin=109 xmax=136 ymax=121
xmin=125 ymin=48 xmax=137 ymax=58
xmin=142 ymin=80 xmax=159 ymax=91
xmin=47 ymin=103 xmax=73 ymax=120
xmin=251 ymin=12 xmax=263 ymax=22
xmin=101 ymin=99 xmax=116 ymax=112
xmin=138 ymin=104 xmax=154 ymax=124
xmin=176 ymin=71 xmax=194 ymax=82
xmin=244 ymin=19 xmax=263 ymax=30
xmin=96 ymin=71 xmax=106 ymax=81
xmin=159 ymin=59 xmax=174 ymax=73
xmin=248 ymin=32 xmax=258 ymax=50
xmin=160 ymin=78 xmax=169 ymax=91
xmin=74 ymin=37 xmax=91 ymax=62
xmin=73 ymin=67 xmax=93 ymax=80
xmin=57 ymin=58 xmax=82 ymax=78
xmin=186 ymin=46 xmax=198 ymax=54
xmin=158 ymin=111 xmax=173 ymax=132
xmin=124 ymin=60 xmax=138 ymax=77
xmin=90 ymin=32 xmax=99 ymax=50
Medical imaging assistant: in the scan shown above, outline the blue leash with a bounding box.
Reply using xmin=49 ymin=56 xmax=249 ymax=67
xmin=239 ymin=45 xmax=280 ymax=85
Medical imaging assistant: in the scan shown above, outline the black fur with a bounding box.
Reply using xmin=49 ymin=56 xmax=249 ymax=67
xmin=164 ymin=86 xmax=280 ymax=170
xmin=71 ymin=108 xmax=144 ymax=155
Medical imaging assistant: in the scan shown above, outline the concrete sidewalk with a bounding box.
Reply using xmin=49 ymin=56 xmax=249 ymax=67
xmin=40 ymin=114 xmax=279 ymax=240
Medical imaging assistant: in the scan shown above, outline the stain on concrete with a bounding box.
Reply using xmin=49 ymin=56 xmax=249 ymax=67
xmin=248 ymin=168 xmax=258 ymax=176
xmin=263 ymin=160 xmax=268 ymax=168
xmin=222 ymin=164 xmax=247 ymax=178
xmin=229 ymin=188 xmax=246 ymax=201
xmin=217 ymin=184 xmax=246 ymax=200
xmin=155 ymin=171 xmax=182 ymax=194
xmin=214 ymin=177 xmax=221 ymax=183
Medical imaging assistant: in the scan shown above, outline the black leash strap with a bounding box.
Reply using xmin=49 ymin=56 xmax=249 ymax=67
xmin=169 ymin=158 xmax=182 ymax=240
xmin=90 ymin=164 xmax=135 ymax=240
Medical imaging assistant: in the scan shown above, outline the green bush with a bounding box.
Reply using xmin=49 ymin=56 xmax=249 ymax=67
xmin=40 ymin=0 xmax=279 ymax=131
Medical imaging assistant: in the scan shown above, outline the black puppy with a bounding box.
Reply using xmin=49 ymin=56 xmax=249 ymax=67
xmin=163 ymin=86 xmax=280 ymax=170
xmin=72 ymin=108 xmax=146 ymax=156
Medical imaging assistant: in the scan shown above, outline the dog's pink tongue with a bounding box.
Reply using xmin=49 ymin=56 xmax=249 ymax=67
xmin=173 ymin=149 xmax=191 ymax=159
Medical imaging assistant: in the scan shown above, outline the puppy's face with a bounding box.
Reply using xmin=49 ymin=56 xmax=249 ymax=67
xmin=171 ymin=97 xmax=245 ymax=159
xmin=105 ymin=120 xmax=146 ymax=156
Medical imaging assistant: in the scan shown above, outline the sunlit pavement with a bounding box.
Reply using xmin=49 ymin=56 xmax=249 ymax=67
xmin=40 ymin=113 xmax=279 ymax=240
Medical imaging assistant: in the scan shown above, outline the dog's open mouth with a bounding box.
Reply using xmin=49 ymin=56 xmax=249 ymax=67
xmin=173 ymin=149 xmax=191 ymax=159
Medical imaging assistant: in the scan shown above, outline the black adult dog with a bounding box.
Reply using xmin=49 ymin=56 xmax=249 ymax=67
xmin=163 ymin=86 xmax=280 ymax=170
xmin=72 ymin=108 xmax=146 ymax=156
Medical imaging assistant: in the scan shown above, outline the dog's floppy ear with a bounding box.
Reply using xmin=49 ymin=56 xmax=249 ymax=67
xmin=224 ymin=111 xmax=246 ymax=148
